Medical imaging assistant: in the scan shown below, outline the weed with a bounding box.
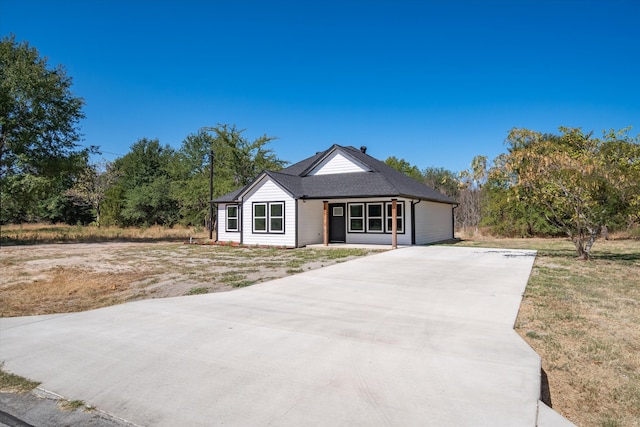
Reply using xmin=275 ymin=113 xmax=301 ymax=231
xmin=219 ymin=272 xmax=246 ymax=283
xmin=600 ymin=417 xmax=619 ymax=427
xmin=0 ymin=364 xmax=41 ymax=392
xmin=231 ymin=280 xmax=256 ymax=288
xmin=187 ymin=287 xmax=209 ymax=295
xmin=525 ymin=330 xmax=542 ymax=339
xmin=59 ymin=400 xmax=87 ymax=411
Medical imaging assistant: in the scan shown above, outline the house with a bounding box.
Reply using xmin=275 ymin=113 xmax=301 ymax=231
xmin=213 ymin=144 xmax=457 ymax=248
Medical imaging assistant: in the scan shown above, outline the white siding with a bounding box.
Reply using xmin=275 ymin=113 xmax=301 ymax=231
xmin=216 ymin=203 xmax=241 ymax=243
xmin=297 ymin=199 xmax=324 ymax=246
xmin=308 ymin=151 xmax=370 ymax=175
xmin=346 ymin=231 xmax=412 ymax=246
xmin=414 ymin=201 xmax=453 ymax=244
xmin=242 ymin=177 xmax=297 ymax=247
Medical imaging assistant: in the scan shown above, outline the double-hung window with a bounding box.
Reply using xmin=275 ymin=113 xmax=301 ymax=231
xmin=385 ymin=202 xmax=404 ymax=233
xmin=253 ymin=202 xmax=285 ymax=233
xmin=367 ymin=203 xmax=384 ymax=232
xmin=226 ymin=205 xmax=239 ymax=232
xmin=253 ymin=203 xmax=267 ymax=232
xmin=348 ymin=203 xmax=364 ymax=232
xmin=270 ymin=203 xmax=284 ymax=232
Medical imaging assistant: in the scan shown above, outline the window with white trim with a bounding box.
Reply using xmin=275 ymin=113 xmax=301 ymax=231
xmin=348 ymin=203 xmax=364 ymax=232
xmin=367 ymin=203 xmax=384 ymax=232
xmin=385 ymin=202 xmax=404 ymax=233
xmin=226 ymin=205 xmax=239 ymax=232
xmin=253 ymin=203 xmax=267 ymax=232
xmin=253 ymin=202 xmax=285 ymax=233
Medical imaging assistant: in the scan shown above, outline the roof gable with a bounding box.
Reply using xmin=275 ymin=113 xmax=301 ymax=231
xmin=211 ymin=171 xmax=296 ymax=203
xmin=305 ymin=147 xmax=371 ymax=176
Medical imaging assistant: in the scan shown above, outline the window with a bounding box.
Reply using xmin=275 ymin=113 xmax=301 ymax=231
xmin=253 ymin=203 xmax=267 ymax=232
xmin=367 ymin=203 xmax=383 ymax=232
xmin=253 ymin=202 xmax=285 ymax=233
xmin=348 ymin=203 xmax=364 ymax=232
xmin=226 ymin=205 xmax=239 ymax=232
xmin=270 ymin=202 xmax=284 ymax=232
xmin=386 ymin=202 xmax=404 ymax=233
xmin=347 ymin=201 xmax=407 ymax=235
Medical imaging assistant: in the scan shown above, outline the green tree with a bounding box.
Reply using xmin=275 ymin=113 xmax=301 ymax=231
xmin=598 ymin=128 xmax=640 ymax=228
xmin=482 ymin=153 xmax=560 ymax=237
xmin=172 ymin=125 xmax=286 ymax=226
xmin=422 ymin=166 xmax=459 ymax=199
xmin=105 ymin=138 xmax=178 ymax=226
xmin=203 ymin=124 xmax=286 ymax=189
xmin=169 ymin=131 xmax=214 ymax=226
xmin=500 ymin=127 xmax=639 ymax=259
xmin=0 ymin=35 xmax=93 ymax=223
xmin=384 ymin=156 xmax=423 ymax=182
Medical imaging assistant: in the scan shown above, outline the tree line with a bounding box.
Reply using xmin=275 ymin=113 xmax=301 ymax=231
xmin=2 ymin=35 xmax=639 ymax=259
xmin=1 ymin=36 xmax=284 ymax=228
xmin=385 ymin=127 xmax=640 ymax=259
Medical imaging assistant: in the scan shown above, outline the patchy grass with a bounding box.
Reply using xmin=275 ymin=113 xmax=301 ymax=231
xmin=1 ymin=242 xmax=380 ymax=317
xmin=0 ymin=363 xmax=40 ymax=393
xmin=451 ymin=237 xmax=640 ymax=427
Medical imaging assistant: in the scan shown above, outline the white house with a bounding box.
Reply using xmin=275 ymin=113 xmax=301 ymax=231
xmin=213 ymin=145 xmax=457 ymax=247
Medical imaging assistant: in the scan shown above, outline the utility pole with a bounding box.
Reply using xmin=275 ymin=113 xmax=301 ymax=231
xmin=209 ymin=150 xmax=214 ymax=240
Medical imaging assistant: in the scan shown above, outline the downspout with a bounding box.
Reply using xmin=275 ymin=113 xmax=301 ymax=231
xmin=411 ymin=199 xmax=421 ymax=245
xmin=239 ymin=197 xmax=244 ymax=245
xmin=295 ymin=199 xmax=299 ymax=248
xmin=451 ymin=203 xmax=458 ymax=240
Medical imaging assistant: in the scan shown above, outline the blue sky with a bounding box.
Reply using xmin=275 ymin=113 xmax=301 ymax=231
xmin=3 ymin=0 xmax=639 ymax=173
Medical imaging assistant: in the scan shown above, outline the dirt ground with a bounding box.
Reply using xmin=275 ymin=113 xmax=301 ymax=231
xmin=0 ymin=242 xmax=378 ymax=317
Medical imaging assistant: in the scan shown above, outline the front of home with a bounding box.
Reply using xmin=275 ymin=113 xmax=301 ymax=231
xmin=214 ymin=145 xmax=456 ymax=248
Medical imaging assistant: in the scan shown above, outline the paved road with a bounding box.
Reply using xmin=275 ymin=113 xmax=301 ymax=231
xmin=0 ymin=246 xmax=569 ymax=426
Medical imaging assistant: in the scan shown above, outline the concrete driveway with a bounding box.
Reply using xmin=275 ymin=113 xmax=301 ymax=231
xmin=0 ymin=246 xmax=569 ymax=426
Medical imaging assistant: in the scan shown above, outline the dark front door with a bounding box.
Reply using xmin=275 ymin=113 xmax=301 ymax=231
xmin=329 ymin=203 xmax=346 ymax=243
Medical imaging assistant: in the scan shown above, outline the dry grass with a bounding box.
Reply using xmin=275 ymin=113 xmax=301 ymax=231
xmin=452 ymin=236 xmax=640 ymax=427
xmin=0 ymin=223 xmax=208 ymax=245
xmin=0 ymin=238 xmax=379 ymax=317
xmin=0 ymin=267 xmax=152 ymax=317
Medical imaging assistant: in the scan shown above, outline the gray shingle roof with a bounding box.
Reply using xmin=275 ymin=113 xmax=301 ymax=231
xmin=212 ymin=187 xmax=244 ymax=203
xmin=213 ymin=145 xmax=456 ymax=204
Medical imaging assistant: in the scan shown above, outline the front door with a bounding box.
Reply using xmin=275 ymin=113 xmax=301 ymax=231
xmin=329 ymin=203 xmax=346 ymax=243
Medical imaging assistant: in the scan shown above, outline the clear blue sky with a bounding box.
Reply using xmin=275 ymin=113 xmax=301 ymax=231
xmin=3 ymin=0 xmax=639 ymax=173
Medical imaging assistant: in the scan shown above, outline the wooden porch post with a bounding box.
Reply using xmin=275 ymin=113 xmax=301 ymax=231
xmin=391 ymin=198 xmax=398 ymax=249
xmin=323 ymin=201 xmax=329 ymax=246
